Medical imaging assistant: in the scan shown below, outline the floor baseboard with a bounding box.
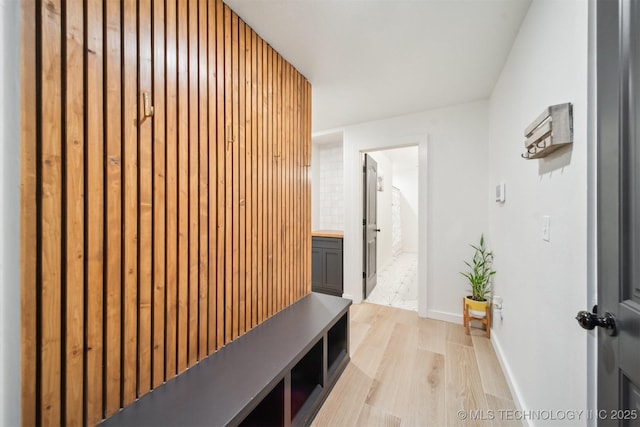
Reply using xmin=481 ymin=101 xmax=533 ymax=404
xmin=490 ymin=331 xmax=531 ymax=427
xmin=426 ymin=309 xmax=463 ymax=325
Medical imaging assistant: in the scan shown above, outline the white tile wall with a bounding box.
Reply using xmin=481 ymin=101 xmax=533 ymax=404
xmin=317 ymin=142 xmax=344 ymax=230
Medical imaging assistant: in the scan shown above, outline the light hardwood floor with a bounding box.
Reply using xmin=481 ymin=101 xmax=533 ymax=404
xmin=312 ymin=303 xmax=521 ymax=427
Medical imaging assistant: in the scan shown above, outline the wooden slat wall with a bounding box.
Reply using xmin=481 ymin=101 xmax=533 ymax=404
xmin=20 ymin=0 xmax=312 ymax=424
xmin=104 ymin=0 xmax=122 ymax=416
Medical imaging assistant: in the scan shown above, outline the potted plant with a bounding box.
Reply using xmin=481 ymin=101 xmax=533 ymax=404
xmin=460 ymin=234 xmax=495 ymax=318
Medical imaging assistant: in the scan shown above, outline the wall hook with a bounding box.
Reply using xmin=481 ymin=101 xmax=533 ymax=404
xmin=227 ymin=126 xmax=235 ymax=149
xmin=143 ymin=92 xmax=154 ymax=118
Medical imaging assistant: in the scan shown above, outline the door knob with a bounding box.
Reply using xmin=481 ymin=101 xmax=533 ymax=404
xmin=375 ymin=229 xmax=381 ymax=232
xmin=576 ymin=306 xmax=617 ymax=336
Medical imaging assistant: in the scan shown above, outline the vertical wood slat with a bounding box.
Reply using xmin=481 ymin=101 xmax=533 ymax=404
xmin=284 ymin=61 xmax=290 ymax=307
xmin=302 ymin=81 xmax=306 ymax=292
xmin=23 ymin=0 xmax=313 ymax=423
xmin=104 ymin=0 xmax=123 ymax=416
xmin=304 ymin=80 xmax=308 ymax=291
xmin=284 ymin=62 xmax=291 ymax=307
xmin=231 ymin=11 xmax=240 ymax=340
xmin=294 ymin=73 xmax=302 ymax=299
xmin=298 ymin=74 xmax=302 ymax=298
xmin=223 ymin=4 xmax=233 ymax=344
xmin=299 ymin=75 xmax=304 ymax=298
xmin=276 ymin=54 xmax=282 ymax=314
xmin=244 ymin=23 xmax=252 ymax=332
xmin=294 ymin=71 xmax=298 ymax=301
xmin=138 ymin=0 xmax=153 ymax=398
xmin=40 ymin=0 xmax=63 ymax=424
xmin=306 ymin=82 xmax=312 ymax=291
xmin=262 ymin=41 xmax=273 ymax=319
xmin=165 ymin=0 xmax=178 ymax=381
xmin=215 ymin=0 xmax=225 ymax=350
xmin=272 ymin=51 xmax=282 ymax=314
xmin=198 ymin=0 xmax=209 ymax=361
xmin=285 ymin=58 xmax=289 ymax=307
xmin=151 ymin=0 xmax=167 ymax=388
xmin=267 ymin=45 xmax=274 ymax=318
xmin=304 ymin=78 xmax=309 ymax=291
xmin=280 ymin=55 xmax=286 ymax=312
xmin=86 ymin=0 xmax=105 ymax=423
xmin=122 ymin=0 xmax=139 ymax=407
xmin=281 ymin=61 xmax=287 ymax=309
xmin=264 ymin=42 xmax=268 ymax=318
xmin=303 ymin=80 xmax=307 ymax=290
xmin=64 ymin=0 xmax=85 ymax=422
xmin=295 ymin=72 xmax=300 ymax=301
xmin=289 ymin=66 xmax=294 ymax=304
xmin=273 ymin=49 xmax=278 ymax=315
xmin=293 ymin=70 xmax=298 ymax=303
xmin=251 ymin=30 xmax=258 ymax=328
xmin=21 ymin=0 xmax=37 ymax=424
xmin=266 ymin=45 xmax=273 ymax=319
xmin=256 ymin=36 xmax=264 ymax=325
xmin=238 ymin=18 xmax=246 ymax=337
xmin=293 ymin=71 xmax=298 ymax=301
xmin=289 ymin=63 xmax=294 ymax=305
xmin=187 ymin=0 xmax=199 ymax=368
xmin=207 ymin=0 xmax=218 ymax=356
xmin=298 ymin=74 xmax=303 ymax=299
xmin=273 ymin=50 xmax=278 ymax=315
xmin=176 ymin=0 xmax=189 ymax=374
xmin=292 ymin=69 xmax=296 ymax=302
xmin=293 ymin=71 xmax=298 ymax=302
xmin=152 ymin=0 xmax=167 ymax=390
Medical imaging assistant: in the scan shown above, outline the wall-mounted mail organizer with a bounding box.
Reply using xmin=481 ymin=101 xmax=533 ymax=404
xmin=521 ymin=102 xmax=573 ymax=159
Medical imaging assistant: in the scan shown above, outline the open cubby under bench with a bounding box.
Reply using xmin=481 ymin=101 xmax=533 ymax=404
xmin=100 ymin=292 xmax=351 ymax=427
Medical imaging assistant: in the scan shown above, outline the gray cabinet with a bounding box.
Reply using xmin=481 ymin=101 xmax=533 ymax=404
xmin=312 ymin=237 xmax=343 ymax=296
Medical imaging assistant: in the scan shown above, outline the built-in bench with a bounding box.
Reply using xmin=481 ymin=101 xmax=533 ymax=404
xmin=100 ymin=292 xmax=351 ymax=427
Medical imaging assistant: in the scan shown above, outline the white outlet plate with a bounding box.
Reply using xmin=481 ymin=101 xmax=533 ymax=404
xmin=542 ymin=215 xmax=551 ymax=241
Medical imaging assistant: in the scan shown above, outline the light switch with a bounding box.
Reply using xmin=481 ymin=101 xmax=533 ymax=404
xmin=542 ymin=215 xmax=551 ymax=241
xmin=495 ymin=182 xmax=505 ymax=203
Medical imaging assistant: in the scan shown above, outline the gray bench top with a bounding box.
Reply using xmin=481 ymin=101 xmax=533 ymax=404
xmin=100 ymin=292 xmax=351 ymax=427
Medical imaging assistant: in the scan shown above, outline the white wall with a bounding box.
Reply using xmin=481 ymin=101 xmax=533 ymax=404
xmin=314 ymin=141 xmax=344 ymax=230
xmin=342 ymin=100 xmax=489 ymax=321
xmin=311 ymin=142 xmax=320 ymax=230
xmin=0 ymin=0 xmax=22 ymax=424
xmin=487 ymin=0 xmax=588 ymax=423
xmin=392 ymin=157 xmax=418 ymax=253
xmin=367 ymin=151 xmax=393 ymax=272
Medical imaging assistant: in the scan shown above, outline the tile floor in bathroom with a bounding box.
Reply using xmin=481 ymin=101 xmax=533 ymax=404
xmin=366 ymin=252 xmax=418 ymax=312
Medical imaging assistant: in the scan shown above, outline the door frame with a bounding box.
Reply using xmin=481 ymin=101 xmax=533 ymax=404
xmin=342 ymin=133 xmax=428 ymax=317
xmin=592 ymin=0 xmax=640 ymax=419
xmin=586 ymin=0 xmax=597 ymax=423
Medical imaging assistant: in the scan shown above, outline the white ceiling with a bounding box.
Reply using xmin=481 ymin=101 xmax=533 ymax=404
xmin=225 ymin=0 xmax=532 ymax=133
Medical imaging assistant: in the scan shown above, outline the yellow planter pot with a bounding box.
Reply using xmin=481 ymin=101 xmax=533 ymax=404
xmin=464 ymin=296 xmax=489 ymax=318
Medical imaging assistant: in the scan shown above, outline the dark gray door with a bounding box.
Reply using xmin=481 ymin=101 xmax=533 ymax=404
xmin=363 ymin=154 xmax=378 ymax=299
xmin=596 ymin=0 xmax=640 ymax=422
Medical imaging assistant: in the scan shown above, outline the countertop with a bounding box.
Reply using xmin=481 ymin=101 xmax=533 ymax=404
xmin=311 ymin=230 xmax=344 ymax=239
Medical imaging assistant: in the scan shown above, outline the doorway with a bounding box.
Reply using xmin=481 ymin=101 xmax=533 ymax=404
xmin=342 ymin=133 xmax=427 ymax=316
xmin=593 ymin=0 xmax=640 ymax=416
xmin=363 ymin=147 xmax=419 ymax=312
